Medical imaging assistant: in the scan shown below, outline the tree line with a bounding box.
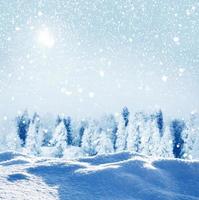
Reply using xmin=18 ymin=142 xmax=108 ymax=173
xmin=5 ymin=107 xmax=199 ymax=159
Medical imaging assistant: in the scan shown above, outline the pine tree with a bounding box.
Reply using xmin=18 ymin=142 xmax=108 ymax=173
xmin=135 ymin=112 xmax=146 ymax=154
xmin=63 ymin=116 xmax=73 ymax=145
xmin=170 ymin=119 xmax=185 ymax=158
xmin=50 ymin=120 xmax=67 ymax=157
xmin=42 ymin=128 xmax=52 ymax=146
xmin=115 ymin=107 xmax=130 ymax=152
xmin=182 ymin=113 xmax=199 ymax=159
xmin=126 ymin=119 xmax=136 ymax=152
xmin=127 ymin=113 xmax=143 ymax=153
xmin=81 ymin=121 xmax=97 ymax=156
xmin=78 ymin=120 xmax=88 ymax=147
xmin=5 ymin=123 xmax=21 ymax=151
xmin=158 ymin=125 xmax=174 ymax=158
xmin=16 ymin=110 xmax=30 ymax=146
xmin=149 ymin=115 xmax=162 ymax=157
xmin=98 ymin=114 xmax=117 ymax=151
xmin=156 ymin=110 xmax=164 ymax=136
xmin=140 ymin=116 xmax=153 ymax=156
xmin=122 ymin=107 xmax=130 ymax=127
xmin=25 ymin=113 xmax=41 ymax=156
xmin=115 ymin=116 xmax=128 ymax=152
xmin=192 ymin=129 xmax=199 ymax=159
xmin=55 ymin=115 xmax=62 ymax=126
xmin=96 ymin=131 xmax=114 ymax=155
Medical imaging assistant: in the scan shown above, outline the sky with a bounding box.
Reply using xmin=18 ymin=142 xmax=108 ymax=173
xmin=0 ymin=0 xmax=199 ymax=120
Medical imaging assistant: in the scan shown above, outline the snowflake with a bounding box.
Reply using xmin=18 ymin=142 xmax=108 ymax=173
xmin=15 ymin=27 xmax=21 ymax=31
xmin=3 ymin=116 xmax=8 ymax=121
xmin=162 ymin=75 xmax=168 ymax=82
xmin=89 ymin=92 xmax=95 ymax=98
xmin=99 ymin=70 xmax=105 ymax=77
xmin=173 ymin=36 xmax=180 ymax=44
xmin=11 ymin=96 xmax=15 ymax=102
xmin=38 ymin=11 xmax=43 ymax=17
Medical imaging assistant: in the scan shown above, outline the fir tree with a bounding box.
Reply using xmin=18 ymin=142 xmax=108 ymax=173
xmin=170 ymin=119 xmax=185 ymax=158
xmin=122 ymin=107 xmax=130 ymax=127
xmin=16 ymin=110 xmax=30 ymax=146
xmin=50 ymin=120 xmax=67 ymax=157
xmin=127 ymin=113 xmax=143 ymax=153
xmin=149 ymin=115 xmax=162 ymax=157
xmin=182 ymin=113 xmax=199 ymax=159
xmin=158 ymin=126 xmax=174 ymax=158
xmin=78 ymin=120 xmax=88 ymax=147
xmin=81 ymin=121 xmax=98 ymax=156
xmin=25 ymin=113 xmax=41 ymax=155
xmin=156 ymin=110 xmax=164 ymax=136
xmin=63 ymin=116 xmax=73 ymax=145
xmin=115 ymin=116 xmax=128 ymax=152
xmin=96 ymin=131 xmax=114 ymax=155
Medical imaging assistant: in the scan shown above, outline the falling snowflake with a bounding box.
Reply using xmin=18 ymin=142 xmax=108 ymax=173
xmin=162 ymin=76 xmax=168 ymax=82
xmin=89 ymin=92 xmax=95 ymax=98
xmin=173 ymin=37 xmax=180 ymax=44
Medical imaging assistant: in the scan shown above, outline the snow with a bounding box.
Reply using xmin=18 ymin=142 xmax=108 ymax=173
xmin=0 ymin=151 xmax=199 ymax=200
xmin=89 ymin=92 xmax=95 ymax=98
xmin=37 ymin=28 xmax=55 ymax=48
xmin=0 ymin=0 xmax=199 ymax=197
xmin=1 ymin=109 xmax=199 ymax=160
xmin=173 ymin=36 xmax=180 ymax=43
xmin=1 ymin=1 xmax=199 ymax=119
xmin=162 ymin=75 xmax=168 ymax=82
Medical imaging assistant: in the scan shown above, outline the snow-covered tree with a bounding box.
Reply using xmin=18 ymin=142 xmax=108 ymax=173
xmin=140 ymin=117 xmax=152 ymax=156
xmin=5 ymin=109 xmax=198 ymax=159
xmin=49 ymin=120 xmax=67 ymax=157
xmin=5 ymin=122 xmax=21 ymax=151
xmin=127 ymin=113 xmax=144 ymax=153
xmin=39 ymin=113 xmax=55 ymax=146
xmin=182 ymin=113 xmax=199 ymax=159
xmin=63 ymin=116 xmax=73 ymax=145
xmin=96 ymin=131 xmax=114 ymax=155
xmin=115 ymin=107 xmax=130 ymax=152
xmin=127 ymin=112 xmax=162 ymax=157
xmin=81 ymin=121 xmax=99 ymax=156
xmin=75 ymin=120 xmax=88 ymax=147
xmin=39 ymin=128 xmax=50 ymax=146
xmin=148 ymin=115 xmax=162 ymax=157
xmin=16 ymin=110 xmax=30 ymax=146
xmin=122 ymin=107 xmax=130 ymax=127
xmin=115 ymin=117 xmax=128 ymax=152
xmin=156 ymin=110 xmax=164 ymax=136
xmin=158 ymin=126 xmax=174 ymax=158
xmin=126 ymin=119 xmax=136 ymax=152
xmin=55 ymin=115 xmax=62 ymax=126
xmin=25 ymin=113 xmax=41 ymax=156
xmin=170 ymin=119 xmax=185 ymax=158
xmin=98 ymin=114 xmax=117 ymax=150
xmin=137 ymin=114 xmax=160 ymax=157
xmin=191 ymin=129 xmax=199 ymax=159
xmin=68 ymin=119 xmax=87 ymax=147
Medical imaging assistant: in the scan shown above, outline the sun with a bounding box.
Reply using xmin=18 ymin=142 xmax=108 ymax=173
xmin=37 ymin=28 xmax=55 ymax=48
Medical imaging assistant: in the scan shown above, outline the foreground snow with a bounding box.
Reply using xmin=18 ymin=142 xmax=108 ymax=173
xmin=0 ymin=151 xmax=199 ymax=200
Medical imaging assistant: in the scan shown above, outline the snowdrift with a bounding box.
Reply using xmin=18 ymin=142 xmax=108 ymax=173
xmin=0 ymin=151 xmax=199 ymax=200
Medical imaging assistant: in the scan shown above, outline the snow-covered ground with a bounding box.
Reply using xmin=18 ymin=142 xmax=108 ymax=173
xmin=0 ymin=151 xmax=199 ymax=200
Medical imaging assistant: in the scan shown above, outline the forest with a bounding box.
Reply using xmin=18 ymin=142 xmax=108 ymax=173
xmin=1 ymin=107 xmax=199 ymax=160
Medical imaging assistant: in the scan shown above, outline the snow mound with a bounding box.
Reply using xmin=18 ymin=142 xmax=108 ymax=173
xmin=0 ymin=151 xmax=25 ymax=162
xmin=0 ymin=151 xmax=199 ymax=200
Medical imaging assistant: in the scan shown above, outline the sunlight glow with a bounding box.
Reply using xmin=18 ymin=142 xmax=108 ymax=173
xmin=37 ymin=28 xmax=55 ymax=48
